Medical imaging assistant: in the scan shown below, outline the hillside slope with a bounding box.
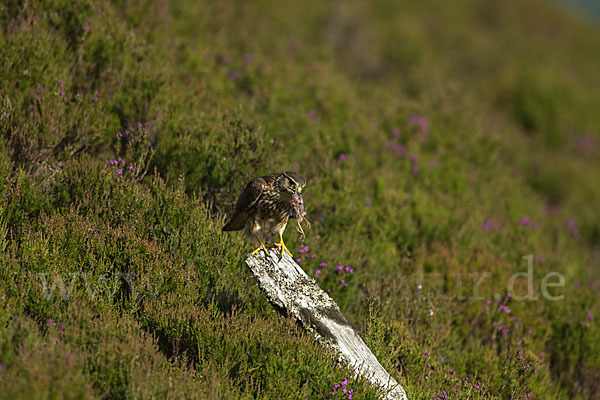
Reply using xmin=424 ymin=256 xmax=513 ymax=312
xmin=1 ymin=0 xmax=599 ymax=398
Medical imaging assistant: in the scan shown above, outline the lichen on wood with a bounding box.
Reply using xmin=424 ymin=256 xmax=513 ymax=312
xmin=245 ymin=250 xmax=408 ymax=400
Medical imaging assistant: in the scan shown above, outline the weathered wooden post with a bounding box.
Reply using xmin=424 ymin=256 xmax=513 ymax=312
xmin=245 ymin=250 xmax=408 ymax=400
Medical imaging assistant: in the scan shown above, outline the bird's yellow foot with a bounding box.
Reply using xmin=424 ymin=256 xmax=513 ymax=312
xmin=251 ymin=243 xmax=270 ymax=255
xmin=272 ymin=238 xmax=293 ymax=258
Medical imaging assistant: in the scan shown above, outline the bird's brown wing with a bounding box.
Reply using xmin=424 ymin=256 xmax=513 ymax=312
xmin=222 ymin=178 xmax=265 ymax=231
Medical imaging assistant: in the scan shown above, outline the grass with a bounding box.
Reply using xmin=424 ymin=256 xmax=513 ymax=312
xmin=1 ymin=0 xmax=599 ymax=398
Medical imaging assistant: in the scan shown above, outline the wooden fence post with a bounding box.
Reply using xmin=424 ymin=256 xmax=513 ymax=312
xmin=245 ymin=251 xmax=408 ymax=400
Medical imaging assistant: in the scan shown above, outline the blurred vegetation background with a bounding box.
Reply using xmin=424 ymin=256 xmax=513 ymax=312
xmin=0 ymin=0 xmax=599 ymax=398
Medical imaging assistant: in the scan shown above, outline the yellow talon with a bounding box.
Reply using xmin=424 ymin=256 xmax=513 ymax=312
xmin=251 ymin=239 xmax=270 ymax=255
xmin=273 ymin=233 xmax=293 ymax=258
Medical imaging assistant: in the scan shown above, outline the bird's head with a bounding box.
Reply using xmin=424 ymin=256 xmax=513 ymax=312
xmin=278 ymin=171 xmax=306 ymax=196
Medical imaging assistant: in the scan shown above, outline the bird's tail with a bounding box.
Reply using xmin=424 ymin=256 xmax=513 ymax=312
xmin=222 ymin=212 xmax=247 ymax=231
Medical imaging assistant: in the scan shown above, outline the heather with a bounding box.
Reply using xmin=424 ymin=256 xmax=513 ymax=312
xmin=1 ymin=0 xmax=599 ymax=399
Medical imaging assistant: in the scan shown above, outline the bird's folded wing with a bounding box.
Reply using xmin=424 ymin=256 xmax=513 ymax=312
xmin=222 ymin=178 xmax=265 ymax=231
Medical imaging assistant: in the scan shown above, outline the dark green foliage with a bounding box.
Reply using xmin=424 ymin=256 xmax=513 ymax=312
xmin=1 ymin=0 xmax=599 ymax=398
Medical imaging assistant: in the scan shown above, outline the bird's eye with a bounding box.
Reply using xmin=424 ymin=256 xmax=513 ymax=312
xmin=296 ymin=186 xmax=302 ymax=194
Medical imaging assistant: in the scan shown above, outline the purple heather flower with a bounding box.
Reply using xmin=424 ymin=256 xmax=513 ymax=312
xmin=315 ymin=270 xmax=321 ymax=275
xmin=128 ymin=164 xmax=133 ymax=170
xmin=61 ymin=323 xmax=65 ymax=329
xmin=56 ymin=338 xmax=60 ymax=343
xmin=408 ymin=114 xmax=430 ymax=139
xmin=391 ymin=128 xmax=400 ymax=138
xmin=411 ymin=166 xmax=420 ymax=175
xmin=339 ymin=154 xmax=347 ymax=162
xmin=39 ymin=86 xmax=44 ymax=92
xmin=391 ymin=143 xmax=405 ymax=154
xmin=483 ymin=219 xmax=499 ymax=232
xmin=566 ymin=219 xmax=579 ymax=237
xmin=341 ymin=378 xmax=348 ymax=386
xmin=83 ymin=23 xmax=89 ymax=31
xmin=228 ymin=71 xmax=241 ymax=80
xmin=422 ymin=353 xmax=429 ymax=358
xmin=243 ymin=53 xmax=253 ymax=63
xmin=336 ymin=265 xmax=343 ymax=272
xmin=137 ymin=122 xmax=142 ymax=128
xmin=574 ymin=280 xmax=581 ymax=287
xmin=320 ymin=262 xmax=327 ymax=267
xmin=29 ymin=105 xmax=35 ymax=110
xmin=310 ymin=253 xmax=317 ymax=258
xmin=220 ymin=55 xmax=230 ymax=64
xmin=429 ymin=158 xmax=438 ymax=167
xmin=97 ymin=8 xmax=101 ymax=14
xmin=576 ymin=134 xmax=597 ymax=156
xmin=116 ymin=169 xmax=123 ymax=175
xmin=296 ymin=258 xmax=302 ymax=263
xmin=409 ymin=154 xmax=419 ymax=163
xmin=519 ymin=217 xmax=536 ymax=228
xmin=588 ymin=311 xmax=594 ymax=322
xmin=365 ymin=201 xmax=372 ymax=207
xmin=0 ymin=363 xmax=2 ymax=371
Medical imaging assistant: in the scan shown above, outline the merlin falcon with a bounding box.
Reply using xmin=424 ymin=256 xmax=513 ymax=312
xmin=222 ymin=171 xmax=309 ymax=257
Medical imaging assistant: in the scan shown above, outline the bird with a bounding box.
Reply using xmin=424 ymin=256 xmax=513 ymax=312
xmin=222 ymin=171 xmax=307 ymax=257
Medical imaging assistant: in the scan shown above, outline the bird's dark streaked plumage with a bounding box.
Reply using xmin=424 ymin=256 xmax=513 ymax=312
xmin=223 ymin=171 xmax=307 ymax=256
